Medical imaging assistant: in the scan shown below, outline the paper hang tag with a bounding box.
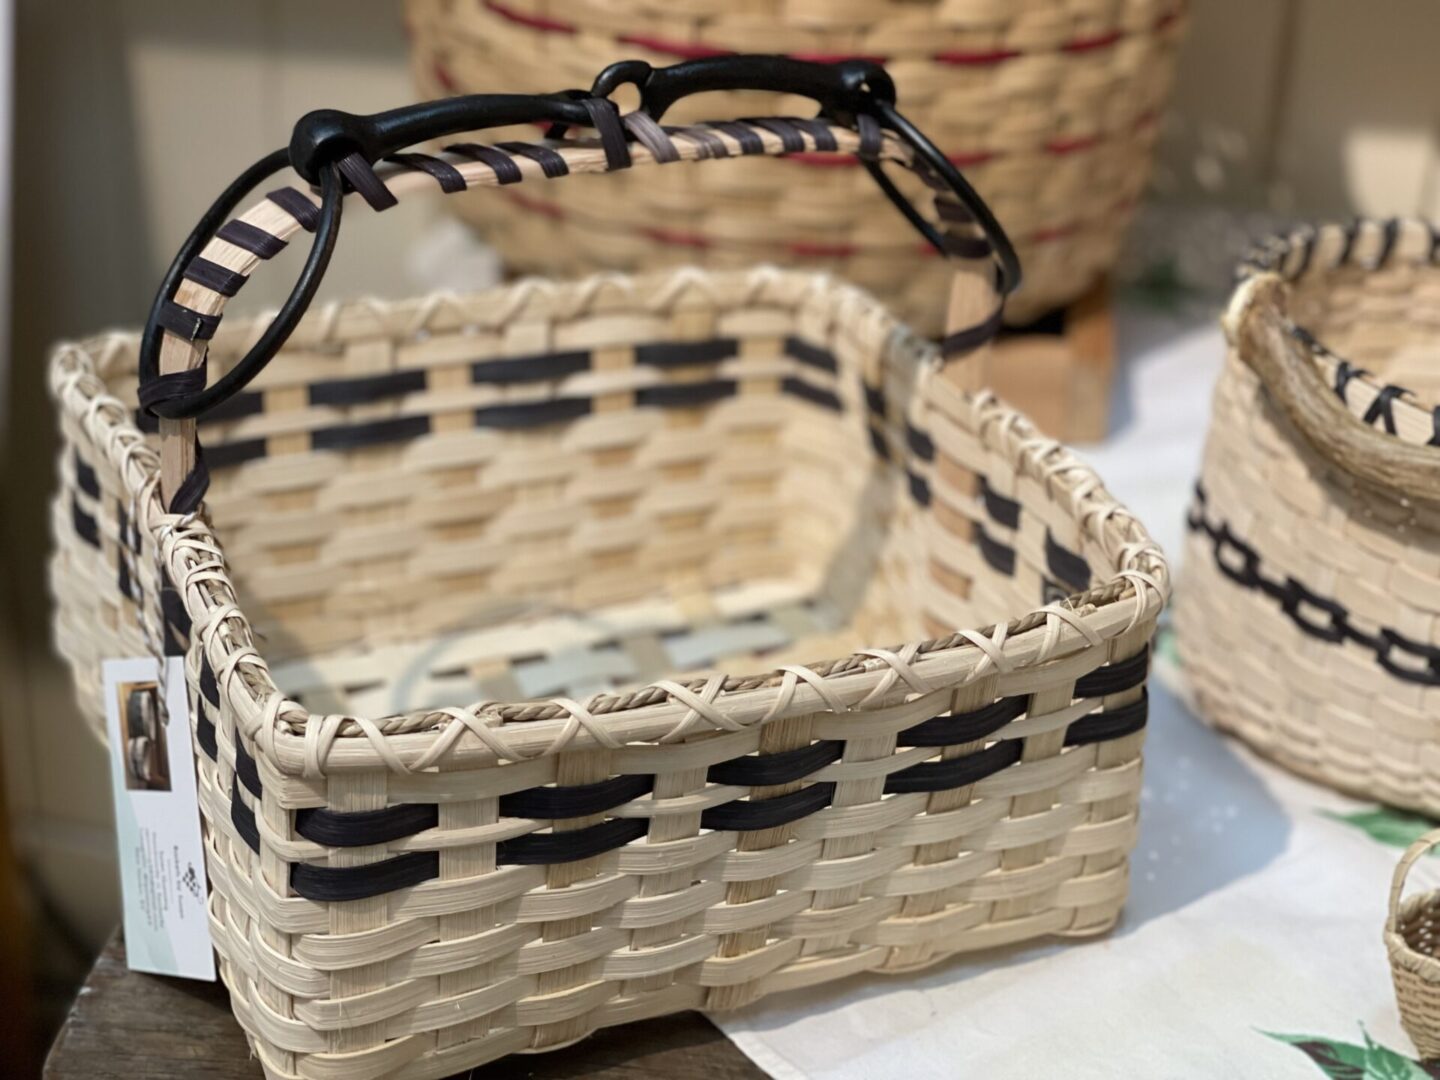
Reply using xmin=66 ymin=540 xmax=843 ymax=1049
xmin=102 ymin=656 xmax=217 ymax=981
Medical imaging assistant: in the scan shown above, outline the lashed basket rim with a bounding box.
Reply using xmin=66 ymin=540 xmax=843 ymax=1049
xmin=51 ymin=265 xmax=1168 ymax=772
xmin=1235 ymin=217 xmax=1440 ymax=447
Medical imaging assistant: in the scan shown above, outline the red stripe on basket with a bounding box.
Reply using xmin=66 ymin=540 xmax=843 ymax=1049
xmin=1045 ymin=134 xmax=1101 ymax=155
xmin=617 ymin=34 xmax=734 ymax=60
xmin=1063 ymin=29 xmax=1124 ymax=53
xmin=788 ymin=51 xmax=888 ymax=66
xmin=932 ymin=47 xmax=1023 ymax=66
xmin=788 ymin=239 xmax=861 ymax=258
xmin=482 ymin=0 xmax=577 ymax=34
xmin=506 ymin=189 xmax=567 ymax=219
xmin=642 ymin=225 xmax=712 ymax=248
xmin=433 ymin=60 xmax=460 ymax=95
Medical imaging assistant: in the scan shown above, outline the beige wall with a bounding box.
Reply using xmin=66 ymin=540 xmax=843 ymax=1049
xmin=4 ymin=0 xmax=1440 ymax=953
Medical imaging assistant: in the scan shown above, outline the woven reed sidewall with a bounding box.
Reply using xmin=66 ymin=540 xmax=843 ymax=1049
xmin=1178 ymin=218 xmax=1440 ymax=816
xmin=1389 ymin=891 xmax=1440 ymax=1061
xmin=49 ymin=137 xmax=1168 ymax=1075
xmin=404 ymin=0 xmax=1187 ymax=333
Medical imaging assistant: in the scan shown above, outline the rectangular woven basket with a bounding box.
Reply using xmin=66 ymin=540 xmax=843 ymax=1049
xmin=49 ymin=70 xmax=1167 ymax=1079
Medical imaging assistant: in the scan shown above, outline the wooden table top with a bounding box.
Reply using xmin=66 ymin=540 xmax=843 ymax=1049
xmin=45 ymin=933 xmax=765 ymax=1080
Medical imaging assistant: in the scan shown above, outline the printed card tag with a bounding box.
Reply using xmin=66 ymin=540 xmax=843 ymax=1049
xmin=102 ymin=657 xmax=216 ymax=981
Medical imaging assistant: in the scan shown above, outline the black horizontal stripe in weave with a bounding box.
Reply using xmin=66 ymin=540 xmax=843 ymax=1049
xmin=708 ymin=740 xmax=842 ymax=786
xmin=1073 ymin=646 xmax=1149 ymax=699
xmin=1066 ymin=694 xmax=1149 ymax=745
xmin=906 ymin=424 xmax=935 ymax=462
xmin=231 ymin=777 xmax=260 ymax=853
xmin=472 ymin=350 xmax=589 ymax=384
xmin=1045 ymin=531 xmax=1091 ymax=591
xmin=863 ymin=384 xmax=886 ymax=416
xmin=234 ymin=739 xmax=263 ymax=800
xmin=908 ymin=470 xmax=931 ymax=506
xmin=296 ymin=803 xmax=439 ymax=847
xmin=476 ymin=398 xmax=590 ymax=429
xmin=499 ymin=773 xmax=653 ymax=819
xmin=216 ymin=219 xmax=286 ymax=259
xmin=309 ymin=369 xmax=425 ymax=407
xmin=635 ymin=340 xmax=736 ymax=367
xmin=196 ymin=708 xmax=218 ymax=761
xmin=637 ymin=380 xmax=736 ymax=408
xmin=290 ymin=851 xmax=438 ymax=902
xmin=160 ymin=578 xmax=190 ymax=656
xmin=883 ymin=740 xmax=1023 ymax=794
xmin=74 ymin=452 xmax=100 ymax=498
xmin=782 ymin=377 xmax=842 ymax=412
xmin=980 ymin=476 xmax=1020 ymax=529
xmin=701 ymin=782 xmax=836 ymax=831
xmin=783 ymin=336 xmax=837 ymax=373
xmin=897 ymin=696 xmax=1027 ymax=747
xmin=70 ymin=499 xmax=98 ymax=547
xmin=977 ymin=524 xmax=1016 ymax=576
xmin=1188 ymin=490 xmax=1440 ymax=686
xmin=205 ymin=437 xmax=267 ymax=469
xmin=312 ymin=414 xmax=430 ymax=452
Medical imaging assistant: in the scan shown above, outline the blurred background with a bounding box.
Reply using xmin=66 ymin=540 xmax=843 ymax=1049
xmin=3 ymin=0 xmax=1440 ymax=1069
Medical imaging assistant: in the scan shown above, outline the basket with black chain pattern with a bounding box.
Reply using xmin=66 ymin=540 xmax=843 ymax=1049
xmin=49 ymin=56 xmax=1167 ymax=1078
xmin=1179 ymin=220 xmax=1440 ymax=814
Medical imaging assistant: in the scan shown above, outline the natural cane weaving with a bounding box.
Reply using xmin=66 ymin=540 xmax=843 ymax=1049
xmin=50 ymin=85 xmax=1167 ymax=1080
xmin=1179 ymin=219 xmax=1440 ymax=815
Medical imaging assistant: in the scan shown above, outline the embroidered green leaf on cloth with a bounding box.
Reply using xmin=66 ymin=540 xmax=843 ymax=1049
xmin=1326 ymin=808 xmax=1440 ymax=852
xmin=1266 ymin=1029 xmax=1440 ymax=1079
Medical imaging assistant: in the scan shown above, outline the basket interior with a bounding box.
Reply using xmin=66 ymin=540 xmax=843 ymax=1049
xmin=1289 ymin=251 xmax=1440 ymax=403
xmin=91 ymin=270 xmax=1099 ymax=717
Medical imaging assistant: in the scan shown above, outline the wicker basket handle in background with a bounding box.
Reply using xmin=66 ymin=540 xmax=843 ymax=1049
xmin=1389 ymin=828 xmax=1440 ymax=929
xmin=138 ymin=55 xmax=1022 ymax=513
xmin=1224 ymin=272 xmax=1440 ymax=506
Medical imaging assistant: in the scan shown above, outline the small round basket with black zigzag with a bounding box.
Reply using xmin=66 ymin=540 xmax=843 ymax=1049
xmin=49 ymin=57 xmax=1167 ymax=1079
xmin=1179 ymin=220 xmax=1440 ymax=813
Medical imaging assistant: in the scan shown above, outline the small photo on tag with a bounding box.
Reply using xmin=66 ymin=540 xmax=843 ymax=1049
xmin=116 ymin=679 xmax=171 ymax=792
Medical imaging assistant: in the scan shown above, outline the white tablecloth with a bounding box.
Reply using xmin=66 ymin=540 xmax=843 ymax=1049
xmin=711 ymin=307 xmax=1440 ymax=1079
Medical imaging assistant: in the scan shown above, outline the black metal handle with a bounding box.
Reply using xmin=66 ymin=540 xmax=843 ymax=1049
xmin=141 ymin=55 xmax=1021 ymax=427
xmin=591 ymin=55 xmax=894 ymax=122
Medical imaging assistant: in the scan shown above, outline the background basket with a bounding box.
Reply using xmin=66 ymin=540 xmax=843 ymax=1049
xmin=1387 ymin=828 xmax=1440 ymax=1061
xmin=404 ymin=0 xmax=1187 ymax=333
xmin=50 ymin=98 xmax=1167 ymax=1077
xmin=1177 ymin=219 xmax=1440 ymax=814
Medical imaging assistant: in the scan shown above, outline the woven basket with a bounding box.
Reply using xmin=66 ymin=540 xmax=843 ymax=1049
xmin=1387 ymin=828 xmax=1440 ymax=1061
xmin=50 ymin=72 xmax=1167 ymax=1078
xmin=1177 ymin=220 xmax=1440 ymax=814
xmin=404 ymin=0 xmax=1187 ymax=332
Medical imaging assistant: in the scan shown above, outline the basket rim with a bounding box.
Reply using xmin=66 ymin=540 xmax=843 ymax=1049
xmin=51 ymin=264 xmax=1168 ymax=774
xmin=1236 ymin=217 xmax=1440 ymax=449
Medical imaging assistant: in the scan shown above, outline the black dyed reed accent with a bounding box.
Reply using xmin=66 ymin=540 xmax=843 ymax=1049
xmin=883 ymin=739 xmax=1023 ymax=794
xmin=161 ymin=581 xmax=190 ymax=656
xmin=1188 ymin=492 xmax=1440 ymax=687
xmin=447 ymin=143 xmax=524 ymax=184
xmin=787 ymin=117 xmax=839 ymax=152
xmin=311 ymin=414 xmax=430 ymax=452
xmin=1362 ymin=383 xmax=1407 ymax=435
xmin=897 ymin=696 xmax=1028 ymax=747
xmin=1046 ymin=531 xmax=1091 ymax=591
xmin=1073 ymin=646 xmax=1149 ymax=699
xmin=635 ymin=340 xmax=737 ymax=367
xmin=205 ymin=437 xmax=268 ymax=469
xmin=856 ymin=113 xmax=882 ymax=159
xmin=708 ymin=121 xmax=766 ymax=155
xmin=386 ymin=152 xmax=467 ymax=194
xmin=782 ymin=376 xmax=842 ymax=412
xmin=580 ymin=97 xmax=631 ymax=171
xmin=116 ymin=550 xmax=132 ymax=604
xmin=940 ymin=306 xmax=1005 ymax=358
xmin=637 ymin=380 xmax=736 ymax=408
xmin=746 ymin=117 xmax=806 ymax=153
xmin=906 ymin=424 xmax=935 ymax=462
xmin=199 ymin=654 xmax=220 ymax=707
xmin=908 ymin=470 xmax=931 ymax=506
xmin=201 ymin=390 xmax=265 ymax=425
xmin=196 ymin=709 xmax=218 ymax=761
xmin=309 ymin=369 xmax=427 ymax=407
xmin=942 ymin=232 xmax=994 ymax=260
xmin=184 ymin=257 xmax=246 ymax=297
xmin=864 ymin=384 xmax=887 ymax=416
xmin=234 ymin=739 xmax=263 ymax=800
xmin=977 ymin=525 xmax=1016 ymax=576
xmin=472 ymin=350 xmax=590 ymax=384
xmin=72 ymin=498 xmax=99 ymax=547
xmin=1066 ymin=694 xmax=1149 ymax=746
xmin=232 ymin=778 xmax=260 ymax=853
xmin=475 ymin=398 xmax=591 ymax=429
xmin=217 ymin=219 xmax=286 ymax=259
xmin=869 ymin=426 xmax=891 ymax=462
xmin=499 ymin=773 xmax=653 ymax=820
xmin=708 ymin=740 xmax=843 ymax=787
xmin=783 ymin=336 xmax=837 ymax=373
xmin=296 ymin=803 xmax=440 ymax=847
xmin=672 ymin=125 xmax=729 ymax=160
xmin=980 ymin=477 xmax=1020 ymax=528
xmin=74 ymin=452 xmax=100 ymax=498
xmin=139 ymin=364 xmax=207 ymax=416
xmin=496 ymin=142 xmax=569 ymax=179
xmin=701 ymin=783 xmax=836 ymax=831
xmin=496 ymin=818 xmax=649 ymax=865
xmin=1377 ymin=217 xmax=1400 ymax=267
xmin=1430 ymin=406 xmax=1440 ymax=447
xmin=337 ymin=152 xmax=399 ymax=211
xmin=1333 ymin=359 xmax=1369 ymax=400
xmin=156 ymin=301 xmax=222 ymax=342
xmin=290 ymin=851 xmax=439 ymax=902
xmin=266 ymin=188 xmax=321 ymax=231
